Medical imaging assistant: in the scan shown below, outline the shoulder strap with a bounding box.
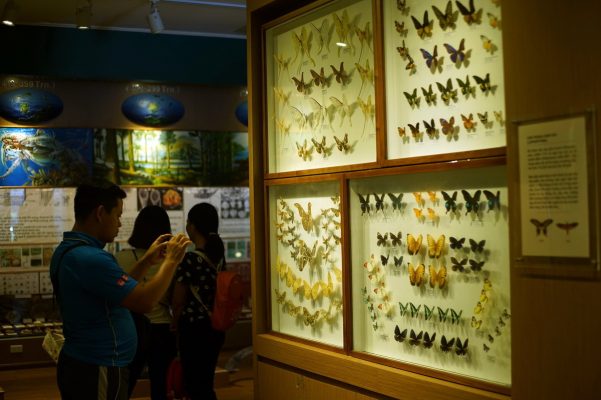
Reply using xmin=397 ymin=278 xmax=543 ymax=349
xmin=51 ymin=241 xmax=89 ymax=302
xmin=192 ymin=250 xmax=225 ymax=272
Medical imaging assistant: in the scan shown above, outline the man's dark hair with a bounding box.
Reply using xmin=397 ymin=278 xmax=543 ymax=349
xmin=128 ymin=205 xmax=172 ymax=249
xmin=74 ymin=184 xmax=126 ymax=221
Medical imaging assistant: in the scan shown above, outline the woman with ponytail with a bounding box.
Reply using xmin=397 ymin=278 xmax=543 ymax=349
xmin=171 ymin=203 xmax=226 ymax=400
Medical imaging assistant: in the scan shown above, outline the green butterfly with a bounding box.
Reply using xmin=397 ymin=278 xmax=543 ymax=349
xmin=409 ymin=302 xmax=421 ymax=318
xmin=424 ymin=305 xmax=434 ymax=320
xmin=451 ymin=308 xmax=463 ymax=324
xmin=437 ymin=306 xmax=449 ymax=322
xmin=399 ymin=302 xmax=409 ymax=317
xmin=403 ymin=88 xmax=421 ymax=108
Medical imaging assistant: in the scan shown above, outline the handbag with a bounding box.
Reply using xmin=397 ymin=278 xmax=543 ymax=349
xmin=42 ymin=329 xmax=65 ymax=363
xmin=166 ymin=356 xmax=189 ymax=400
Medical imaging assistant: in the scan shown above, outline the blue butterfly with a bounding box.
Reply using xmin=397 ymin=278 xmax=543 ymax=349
xmin=441 ymin=190 xmax=458 ymax=213
xmin=420 ymin=45 xmax=439 ymax=69
xmin=443 ymin=38 xmax=465 ymax=63
xmin=461 ymin=189 xmax=481 ymax=214
xmin=483 ymin=190 xmax=501 ymax=211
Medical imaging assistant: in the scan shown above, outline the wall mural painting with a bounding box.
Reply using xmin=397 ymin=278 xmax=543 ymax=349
xmin=94 ymin=129 xmax=248 ymax=186
xmin=0 ymin=127 xmax=93 ymax=186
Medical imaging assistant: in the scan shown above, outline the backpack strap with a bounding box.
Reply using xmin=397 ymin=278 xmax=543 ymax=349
xmin=189 ymin=250 xmax=223 ymax=316
xmin=51 ymin=239 xmax=90 ymax=303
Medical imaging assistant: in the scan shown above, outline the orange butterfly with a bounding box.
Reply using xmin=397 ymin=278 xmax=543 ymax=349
xmin=397 ymin=127 xmax=406 ymax=138
xmin=461 ymin=113 xmax=476 ymax=130
xmin=407 ymin=234 xmax=423 ymax=255
xmin=440 ymin=116 xmax=456 ymax=136
xmin=429 ymin=264 xmax=447 ymax=289
xmin=408 ymin=263 xmax=426 ymax=286
xmin=413 ymin=208 xmax=424 ymax=221
xmin=427 ymin=191 xmax=437 ymax=203
xmin=413 ymin=192 xmax=424 ymax=207
xmin=427 ymin=234 xmax=445 ymax=258
xmin=426 ymin=207 xmax=437 ymax=221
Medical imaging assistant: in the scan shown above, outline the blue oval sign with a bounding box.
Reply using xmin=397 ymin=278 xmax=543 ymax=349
xmin=0 ymin=88 xmax=64 ymax=124
xmin=121 ymin=93 xmax=185 ymax=127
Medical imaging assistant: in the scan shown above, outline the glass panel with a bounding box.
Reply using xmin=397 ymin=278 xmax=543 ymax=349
xmin=269 ymin=181 xmax=343 ymax=347
xmin=350 ymin=165 xmax=511 ymax=386
xmin=265 ymin=0 xmax=377 ymax=174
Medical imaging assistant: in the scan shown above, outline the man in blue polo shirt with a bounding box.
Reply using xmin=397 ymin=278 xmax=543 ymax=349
xmin=50 ymin=184 xmax=190 ymax=400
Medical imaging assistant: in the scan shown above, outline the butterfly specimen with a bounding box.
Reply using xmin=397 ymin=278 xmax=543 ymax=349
xmin=480 ymin=34 xmax=496 ymax=53
xmin=449 ymin=236 xmax=465 ymax=250
xmin=328 ymin=95 xmax=355 ymax=127
xmin=308 ymin=97 xmax=326 ymax=128
xmin=444 ymin=38 xmax=466 ymax=64
xmin=423 ymin=332 xmax=436 ymax=348
xmin=411 ymin=10 xmax=434 ymax=39
xmin=471 ymin=316 xmax=482 ymax=329
xmin=424 ymin=304 xmax=434 ymax=320
xmin=332 ymin=10 xmax=352 ymax=55
xmin=295 ymin=140 xmax=313 ymax=161
xmin=310 ymin=67 xmax=327 ymax=87
xmin=408 ymin=263 xmax=426 ymax=286
xmin=311 ymin=19 xmax=332 ymax=55
xmin=421 ymin=84 xmax=437 ymax=106
xmin=403 ymin=88 xmax=421 ymax=108
xmin=373 ymin=193 xmax=385 ymax=213
xmin=483 ymin=343 xmax=490 ymax=352
xmin=355 ymin=59 xmax=374 ymax=96
xmin=420 ymin=45 xmax=439 ymax=69
xmin=473 ymin=73 xmax=492 ymax=93
xmin=557 ymin=222 xmax=578 ymax=235
xmin=405 ymin=54 xmax=416 ymax=73
xmin=388 ymin=193 xmax=403 ymax=211
xmin=439 ymin=117 xmax=456 ymax=137
xmin=357 ymin=94 xmax=375 ymax=127
xmin=334 ymin=133 xmax=350 ymax=152
xmin=275 ymin=119 xmax=291 ymax=136
xmin=494 ymin=110 xmax=504 ymax=124
xmin=483 ymin=190 xmax=501 ymax=211
xmin=437 ymin=307 xmax=449 ymax=322
xmin=413 ymin=192 xmax=424 ymax=207
xmin=407 ymin=234 xmax=423 ymax=255
xmin=394 ymin=256 xmax=403 ymax=267
xmin=355 ymin=21 xmax=373 ymax=59
xmin=530 ymin=218 xmax=553 ymax=236
xmin=292 ymin=26 xmax=316 ymax=67
xmin=483 ymin=278 xmax=492 ymax=291
xmin=441 ymin=191 xmax=457 ymax=213
xmin=427 ymin=234 xmax=445 ymax=258
xmin=273 ymin=53 xmax=292 ymax=79
xmin=455 ymin=337 xmax=469 ymax=355
xmin=487 ymin=12 xmax=501 ymax=29
xmin=274 ymin=288 xmax=287 ymax=303
xmin=292 ymin=72 xmax=310 ymax=93
xmin=408 ymin=123 xmax=421 ymax=139
xmin=358 ymin=193 xmax=371 ymax=215
xmin=461 ymin=113 xmax=476 ymax=130
xmin=409 ymin=329 xmax=423 ymax=346
xmin=399 ymin=302 xmax=408 ymax=317
xmin=423 ymin=119 xmax=437 ymax=138
xmin=456 ymin=75 xmax=475 ymax=97
xmin=397 ymin=0 xmax=409 ymax=13
xmin=302 ymin=307 xmax=321 ymax=326
xmin=478 ymin=111 xmax=489 ymax=125
xmin=450 ymin=257 xmax=468 ymax=272
xmin=456 ymin=0 xmax=482 ymax=25
xmin=436 ymin=78 xmax=458 ymax=103
xmin=440 ymin=335 xmax=455 ymax=352
xmin=473 ymin=301 xmax=483 ymax=314
xmin=469 ymin=238 xmax=486 ymax=253
xmin=396 ymin=39 xmax=409 ymax=58
xmin=289 ymin=106 xmax=309 ymax=130
xmin=380 ymin=254 xmax=390 ymax=267
xmin=273 ymin=87 xmax=291 ymax=106
xmin=462 ymin=189 xmax=481 ymax=214
xmin=409 ymin=302 xmax=421 ymax=318
xmin=330 ymin=62 xmax=349 ymax=85
xmin=432 ymin=0 xmax=458 ymax=30
xmin=426 ymin=207 xmax=436 ymax=220
xmin=451 ymin=309 xmax=462 ymax=324
xmin=294 ymin=202 xmax=314 ymax=232
xmin=469 ymin=259 xmax=485 ymax=272
xmin=311 ymin=136 xmax=327 ymax=155
xmin=429 ymin=265 xmax=447 ymax=288
xmin=377 ymin=232 xmax=389 ymax=247
xmin=395 ymin=20 xmax=408 ymax=38
xmin=394 ymin=325 xmax=408 ymax=342
xmin=413 ymin=208 xmax=424 ymax=221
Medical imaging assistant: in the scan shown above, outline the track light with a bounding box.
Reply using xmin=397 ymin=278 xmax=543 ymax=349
xmin=147 ymin=0 xmax=164 ymax=34
xmin=1 ymin=0 xmax=17 ymax=26
xmin=76 ymin=0 xmax=92 ymax=29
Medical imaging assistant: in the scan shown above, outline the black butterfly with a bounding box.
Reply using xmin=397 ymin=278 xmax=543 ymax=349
xmin=411 ymin=10 xmax=433 ymax=39
xmin=358 ymin=193 xmax=371 ymax=215
xmin=393 ymin=255 xmax=403 ymax=267
xmin=469 ymin=259 xmax=485 ymax=271
xmin=394 ymin=325 xmax=408 ymax=342
xmin=421 ymin=84 xmax=436 ymax=105
xmin=461 ymin=189 xmax=481 ymax=214
xmin=530 ymin=218 xmax=553 ymax=236
xmin=469 ymin=239 xmax=486 ymax=253
xmin=380 ymin=254 xmax=390 ymax=266
xmin=388 ymin=193 xmax=403 ymax=210
xmin=449 ymin=236 xmax=465 ymax=250
xmin=450 ymin=256 xmax=468 ymax=272
xmin=423 ymin=119 xmax=436 ymax=138
xmin=441 ymin=190 xmax=458 ymax=213
xmin=390 ymin=232 xmax=402 ymax=247
xmin=456 ymin=75 xmax=474 ymax=97
xmin=455 ymin=0 xmax=482 ymax=25
xmin=455 ymin=337 xmax=469 ymax=355
xmin=423 ymin=332 xmax=436 ymax=348
xmin=483 ymin=190 xmax=501 ymax=211
xmin=431 ymin=0 xmax=458 ymax=30
xmin=483 ymin=343 xmax=490 ymax=352
xmin=436 ymin=78 xmax=458 ymax=104
xmin=409 ymin=329 xmax=423 ymax=346
xmin=473 ymin=73 xmax=492 ymax=93
xmin=377 ymin=232 xmax=388 ymax=246
xmin=440 ymin=335 xmax=455 ymax=352
xmin=374 ymin=193 xmax=385 ymax=213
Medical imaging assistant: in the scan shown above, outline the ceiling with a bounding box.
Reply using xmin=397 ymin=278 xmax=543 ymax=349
xmin=1 ymin=0 xmax=247 ymax=39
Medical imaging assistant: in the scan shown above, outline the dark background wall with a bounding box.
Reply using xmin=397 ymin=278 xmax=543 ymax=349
xmin=0 ymin=25 xmax=247 ymax=86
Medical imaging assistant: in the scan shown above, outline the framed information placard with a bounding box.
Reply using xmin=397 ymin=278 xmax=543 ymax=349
xmin=514 ymin=111 xmax=599 ymax=278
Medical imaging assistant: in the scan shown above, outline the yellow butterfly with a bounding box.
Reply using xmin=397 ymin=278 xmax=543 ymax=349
xmin=321 ymin=273 xmax=334 ymax=297
xmin=483 ymin=278 xmax=493 ymax=291
xmin=311 ymin=136 xmax=327 ymax=155
xmin=471 ymin=316 xmax=483 ymax=329
xmin=274 ymin=288 xmax=287 ymax=303
xmin=413 ymin=208 xmax=424 ymax=221
xmin=303 ymin=281 xmax=312 ymax=300
xmin=413 ymin=192 xmax=424 ymax=207
xmin=487 ymin=12 xmax=501 ymax=29
xmin=273 ymin=53 xmax=291 ymax=77
xmin=286 ymin=268 xmax=295 ymax=287
xmin=473 ymin=301 xmax=484 ymax=314
xmin=275 ymin=119 xmax=291 ymax=136
xmin=295 ymin=140 xmax=313 ymax=161
xmin=331 ymin=266 xmax=342 ymax=282
xmin=427 ymin=191 xmax=438 ymax=203
xmin=407 ymin=234 xmax=423 ymax=255
xmin=480 ymin=35 xmax=495 ymax=53
xmin=292 ymin=26 xmax=315 ymax=66
xmin=428 ymin=264 xmax=447 ymax=289
xmin=427 ymin=208 xmax=437 ymax=222
xmin=408 ymin=263 xmax=425 ymax=286
xmin=311 ymin=281 xmax=322 ymax=300
xmin=357 ymin=95 xmax=375 ymax=124
xmin=355 ymin=59 xmax=373 ymax=96
xmin=302 ymin=307 xmax=321 ymax=326
xmin=277 ymin=260 xmax=288 ymax=279
xmin=273 ymin=87 xmax=291 ymax=106
xmin=292 ymin=277 xmax=303 ymax=294
xmin=427 ymin=234 xmax=445 ymax=258
xmin=480 ymin=290 xmax=489 ymax=304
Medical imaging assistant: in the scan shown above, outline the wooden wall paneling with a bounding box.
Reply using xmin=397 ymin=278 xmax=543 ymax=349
xmin=504 ymin=0 xmax=601 ymax=399
xmin=257 ymin=361 xmax=305 ymax=400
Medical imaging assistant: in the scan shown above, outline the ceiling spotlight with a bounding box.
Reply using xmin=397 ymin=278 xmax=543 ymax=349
xmin=1 ymin=0 xmax=17 ymax=26
xmin=76 ymin=0 xmax=92 ymax=29
xmin=147 ymin=0 xmax=164 ymax=34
